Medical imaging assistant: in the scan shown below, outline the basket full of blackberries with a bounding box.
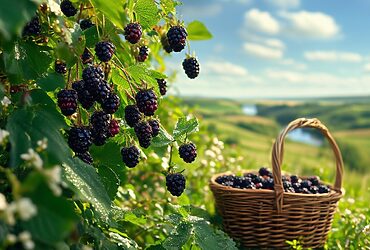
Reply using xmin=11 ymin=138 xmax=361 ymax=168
xmin=209 ymin=118 xmax=344 ymax=249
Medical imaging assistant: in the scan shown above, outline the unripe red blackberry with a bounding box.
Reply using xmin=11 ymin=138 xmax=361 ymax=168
xmin=134 ymin=121 xmax=153 ymax=148
xmin=135 ymin=89 xmax=158 ymax=116
xmin=124 ymin=105 xmax=141 ymax=127
xmin=60 ymin=0 xmax=77 ymax=17
xmin=124 ymin=23 xmax=142 ymax=44
xmin=166 ymin=173 xmax=186 ymax=196
xmin=156 ymin=78 xmax=167 ymax=96
xmin=55 ymin=60 xmax=67 ymax=74
xmin=121 ymin=146 xmax=140 ymax=168
xmin=108 ymin=119 xmax=120 ymax=137
xmin=95 ymin=41 xmax=115 ymax=62
xmin=137 ymin=46 xmax=149 ymax=62
xmin=148 ymin=119 xmax=160 ymax=137
xmin=72 ymin=80 xmax=95 ymax=109
xmin=76 ymin=151 xmax=93 ymax=165
xmin=80 ymin=19 xmax=94 ymax=30
xmin=57 ymin=89 xmax=78 ymax=116
xmin=182 ymin=57 xmax=200 ymax=79
xmin=22 ymin=16 xmax=41 ymax=37
xmin=81 ymin=48 xmax=93 ymax=64
xmin=68 ymin=127 xmax=92 ymax=153
xmin=161 ymin=34 xmax=173 ymax=53
xmin=167 ymin=26 xmax=187 ymax=52
xmin=179 ymin=142 xmax=197 ymax=163
xmin=101 ymin=92 xmax=120 ymax=114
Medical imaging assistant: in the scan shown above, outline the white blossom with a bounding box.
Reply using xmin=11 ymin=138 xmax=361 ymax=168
xmin=205 ymin=149 xmax=216 ymax=158
xmin=6 ymin=234 xmax=17 ymax=244
xmin=4 ymin=203 xmax=16 ymax=225
xmin=23 ymin=240 xmax=35 ymax=250
xmin=0 ymin=193 xmax=7 ymax=210
xmin=36 ymin=138 xmax=48 ymax=151
xmin=0 ymin=129 xmax=9 ymax=144
xmin=16 ymin=198 xmax=37 ymax=221
xmin=81 ymin=246 xmax=93 ymax=250
xmin=19 ymin=231 xmax=34 ymax=250
xmin=44 ymin=166 xmax=62 ymax=196
xmin=1 ymin=96 xmax=11 ymax=107
xmin=21 ymin=148 xmax=43 ymax=169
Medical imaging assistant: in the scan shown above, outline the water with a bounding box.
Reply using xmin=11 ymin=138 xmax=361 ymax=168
xmin=287 ymin=128 xmax=322 ymax=146
xmin=242 ymin=104 xmax=258 ymax=116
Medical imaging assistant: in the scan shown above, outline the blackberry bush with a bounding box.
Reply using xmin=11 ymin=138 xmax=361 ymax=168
xmin=179 ymin=142 xmax=197 ymax=163
xmin=124 ymin=23 xmax=142 ymax=44
xmin=182 ymin=57 xmax=200 ymax=79
xmin=166 ymin=173 xmax=186 ymax=196
xmin=135 ymin=89 xmax=158 ymax=116
xmin=167 ymin=26 xmax=187 ymax=52
xmin=121 ymin=146 xmax=140 ymax=168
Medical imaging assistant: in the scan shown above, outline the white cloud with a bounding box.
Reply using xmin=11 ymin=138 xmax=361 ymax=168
xmin=179 ymin=4 xmax=222 ymax=18
xmin=266 ymin=0 xmax=300 ymax=9
xmin=364 ymin=63 xmax=370 ymax=72
xmin=280 ymin=11 xmax=340 ymax=39
xmin=304 ymin=51 xmax=363 ymax=62
xmin=219 ymin=0 xmax=253 ymax=5
xmin=244 ymin=9 xmax=280 ymax=35
xmin=281 ymin=58 xmax=307 ymax=70
xmin=203 ymin=61 xmax=249 ymax=76
xmin=264 ymin=38 xmax=285 ymax=49
xmin=243 ymin=42 xmax=283 ymax=59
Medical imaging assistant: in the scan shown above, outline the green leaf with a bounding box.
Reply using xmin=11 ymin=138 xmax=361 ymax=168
xmin=36 ymin=72 xmax=65 ymax=92
xmin=151 ymin=128 xmax=174 ymax=148
xmin=91 ymin=0 xmax=125 ymax=29
xmin=90 ymin=141 xmax=123 ymax=167
xmin=173 ymin=116 xmax=199 ymax=141
xmin=187 ymin=21 xmax=212 ymax=41
xmin=160 ymin=0 xmax=175 ymax=15
xmin=84 ymin=26 xmax=100 ymax=48
xmin=111 ymin=208 xmax=147 ymax=226
xmin=97 ymin=165 xmax=120 ymax=200
xmin=163 ymin=222 xmax=192 ymax=250
xmin=126 ymin=65 xmax=166 ymax=94
xmin=134 ymin=0 xmax=160 ymax=29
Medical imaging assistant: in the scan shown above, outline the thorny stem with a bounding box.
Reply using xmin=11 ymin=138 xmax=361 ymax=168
xmin=77 ymin=3 xmax=84 ymax=23
xmin=67 ymin=68 xmax=72 ymax=89
xmin=77 ymin=106 xmax=82 ymax=126
xmin=112 ymin=60 xmax=137 ymax=96
xmin=167 ymin=144 xmax=174 ymax=172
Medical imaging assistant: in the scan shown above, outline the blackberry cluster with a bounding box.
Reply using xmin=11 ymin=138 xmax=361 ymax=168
xmin=60 ymin=0 xmax=77 ymax=17
xmin=55 ymin=60 xmax=67 ymax=74
xmin=93 ymin=80 xmax=111 ymax=103
xmin=161 ymin=34 xmax=173 ymax=53
xmin=90 ymin=111 xmax=111 ymax=146
xmin=134 ymin=121 xmax=153 ymax=148
xmin=216 ymin=167 xmax=331 ymax=194
xmin=121 ymin=146 xmax=140 ymax=168
xmin=22 ymin=16 xmax=41 ymax=37
xmin=124 ymin=105 xmax=142 ymax=127
xmin=135 ymin=89 xmax=158 ymax=116
xmin=82 ymin=65 xmax=104 ymax=91
xmin=108 ymin=119 xmax=120 ymax=137
xmin=76 ymin=151 xmax=93 ymax=165
xmin=124 ymin=23 xmax=142 ymax=44
xmin=156 ymin=78 xmax=167 ymax=96
xmin=102 ymin=92 xmax=120 ymax=114
xmin=95 ymin=41 xmax=115 ymax=62
xmin=72 ymin=80 xmax=95 ymax=109
xmin=166 ymin=173 xmax=186 ymax=196
xmin=57 ymin=89 xmax=78 ymax=116
xmin=182 ymin=57 xmax=200 ymax=79
xmin=167 ymin=26 xmax=187 ymax=52
xmin=81 ymin=48 xmax=93 ymax=64
xmin=80 ymin=19 xmax=94 ymax=30
xmin=137 ymin=46 xmax=149 ymax=62
xmin=68 ymin=127 xmax=92 ymax=153
xmin=148 ymin=119 xmax=160 ymax=137
xmin=179 ymin=142 xmax=197 ymax=163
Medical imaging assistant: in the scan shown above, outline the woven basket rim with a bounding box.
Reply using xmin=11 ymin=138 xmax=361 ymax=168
xmin=210 ymin=170 xmax=341 ymax=197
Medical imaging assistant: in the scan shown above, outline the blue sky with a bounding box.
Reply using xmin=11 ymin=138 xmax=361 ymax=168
xmin=166 ymin=0 xmax=370 ymax=98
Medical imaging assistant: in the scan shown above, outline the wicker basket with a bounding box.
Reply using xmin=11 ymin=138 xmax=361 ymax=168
xmin=210 ymin=118 xmax=344 ymax=249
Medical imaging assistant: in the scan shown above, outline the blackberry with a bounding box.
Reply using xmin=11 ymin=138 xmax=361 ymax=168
xmin=302 ymin=188 xmax=311 ymax=194
xmin=300 ymin=180 xmax=312 ymax=189
xmin=124 ymin=23 xmax=142 ymax=44
xmin=108 ymin=119 xmax=120 ymax=137
xmin=309 ymin=185 xmax=319 ymax=194
xmin=215 ymin=175 xmax=233 ymax=186
xmin=167 ymin=26 xmax=187 ymax=52
xmin=68 ymin=127 xmax=92 ymax=153
xmin=124 ymin=105 xmax=142 ymax=127
xmin=90 ymin=111 xmax=111 ymax=145
xmin=252 ymin=175 xmax=264 ymax=185
xmin=81 ymin=48 xmax=93 ymax=64
xmin=134 ymin=121 xmax=153 ymax=148
xmin=135 ymin=89 xmax=158 ymax=116
xmin=76 ymin=151 xmax=93 ymax=165
xmin=292 ymin=182 xmax=301 ymax=192
xmin=121 ymin=146 xmax=140 ymax=168
xmin=80 ymin=19 xmax=94 ymax=30
xmin=91 ymin=129 xmax=108 ymax=146
xmin=182 ymin=57 xmax=200 ymax=79
xmin=57 ymin=89 xmax=78 ymax=116
xmin=137 ymin=46 xmax=149 ymax=62
xmin=258 ymin=167 xmax=270 ymax=177
xmin=290 ymin=175 xmax=300 ymax=183
xmin=72 ymin=80 xmax=95 ymax=109
xmin=161 ymin=34 xmax=173 ymax=53
xmin=166 ymin=173 xmax=186 ymax=196
xmin=22 ymin=16 xmax=41 ymax=37
xmin=60 ymin=0 xmax=77 ymax=17
xmin=148 ymin=119 xmax=160 ymax=137
xmin=179 ymin=142 xmax=197 ymax=163
xmin=101 ymin=92 xmax=120 ymax=114
xmin=95 ymin=41 xmax=115 ymax=62
xmin=94 ymin=80 xmax=111 ymax=103
xmin=244 ymin=173 xmax=257 ymax=179
xmin=55 ymin=60 xmax=67 ymax=74
xmin=318 ymin=185 xmax=330 ymax=194
xmin=308 ymin=176 xmax=320 ymax=186
xmin=157 ymin=78 xmax=167 ymax=96
xmin=82 ymin=65 xmax=105 ymax=94
xmin=262 ymin=177 xmax=274 ymax=190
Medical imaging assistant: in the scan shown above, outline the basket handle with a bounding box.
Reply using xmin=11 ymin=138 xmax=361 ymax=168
xmin=271 ymin=118 xmax=344 ymax=213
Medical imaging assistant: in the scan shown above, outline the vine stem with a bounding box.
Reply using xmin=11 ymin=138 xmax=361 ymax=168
xmin=111 ymin=60 xmax=137 ymax=96
xmin=67 ymin=68 xmax=72 ymax=89
xmin=167 ymin=144 xmax=174 ymax=172
xmin=77 ymin=3 xmax=84 ymax=23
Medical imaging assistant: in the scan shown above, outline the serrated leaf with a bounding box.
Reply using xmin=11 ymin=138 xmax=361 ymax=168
xmin=97 ymin=165 xmax=120 ymax=200
xmin=134 ymin=0 xmax=160 ymax=29
xmin=90 ymin=141 xmax=123 ymax=167
xmin=91 ymin=0 xmax=125 ymax=29
xmin=36 ymin=72 xmax=65 ymax=92
xmin=173 ymin=116 xmax=199 ymax=141
xmin=160 ymin=0 xmax=175 ymax=14
xmin=84 ymin=26 xmax=100 ymax=48
xmin=111 ymin=208 xmax=147 ymax=226
xmin=187 ymin=21 xmax=212 ymax=41
xmin=151 ymin=128 xmax=174 ymax=147
xmin=126 ymin=65 xmax=166 ymax=95
xmin=163 ymin=222 xmax=192 ymax=250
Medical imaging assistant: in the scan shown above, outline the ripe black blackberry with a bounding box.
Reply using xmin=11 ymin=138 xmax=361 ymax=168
xmin=55 ymin=60 xmax=67 ymax=74
xmin=102 ymin=92 xmax=120 ymax=114
xmin=179 ymin=142 xmax=197 ymax=163
xmin=90 ymin=111 xmax=111 ymax=131
xmin=124 ymin=105 xmax=142 ymax=127
xmin=82 ymin=65 xmax=104 ymax=95
xmin=80 ymin=19 xmax=94 ymax=30
xmin=252 ymin=175 xmax=264 ymax=185
xmin=91 ymin=128 xmax=108 ymax=146
xmin=156 ymin=78 xmax=167 ymax=96
xmin=161 ymin=34 xmax=173 ymax=53
xmin=72 ymin=80 xmax=95 ymax=109
xmin=135 ymin=89 xmax=158 ymax=116
xmin=290 ymin=175 xmax=300 ymax=183
xmin=262 ymin=178 xmax=274 ymax=190
xmin=318 ymin=185 xmax=330 ymax=194
xmin=68 ymin=127 xmax=92 ymax=153
xmin=108 ymin=119 xmax=120 ymax=137
xmin=76 ymin=151 xmax=93 ymax=165
xmin=300 ymin=180 xmax=312 ymax=189
xmin=22 ymin=16 xmax=41 ymax=37
xmin=124 ymin=23 xmax=142 ymax=44
xmin=57 ymin=89 xmax=78 ymax=116
xmin=167 ymin=26 xmax=187 ymax=52
xmin=148 ymin=119 xmax=160 ymax=137
xmin=94 ymin=80 xmax=111 ymax=103
xmin=308 ymin=176 xmax=320 ymax=186
xmin=95 ymin=41 xmax=115 ymax=62
xmin=60 ymin=0 xmax=77 ymax=17
xmin=166 ymin=173 xmax=186 ymax=196
xmin=121 ymin=146 xmax=140 ymax=168
xmin=81 ymin=48 xmax=93 ymax=64
xmin=258 ymin=167 xmax=270 ymax=177
xmin=309 ymin=185 xmax=319 ymax=194
xmin=182 ymin=57 xmax=200 ymax=79
xmin=134 ymin=121 xmax=153 ymax=148
xmin=137 ymin=46 xmax=149 ymax=62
